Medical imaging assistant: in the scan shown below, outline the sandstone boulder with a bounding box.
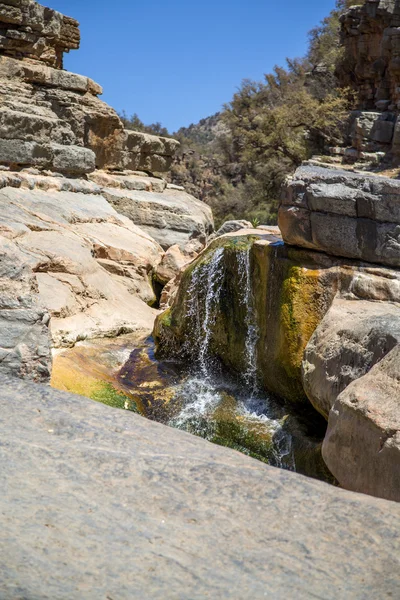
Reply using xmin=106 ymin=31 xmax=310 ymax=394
xmin=103 ymin=186 xmax=214 ymax=249
xmin=210 ymin=219 xmax=252 ymax=240
xmin=322 ymin=345 xmax=400 ymax=502
xmin=0 ymin=54 xmax=179 ymax=175
xmin=0 ymin=176 xmax=164 ymax=347
xmin=303 ymin=298 xmax=400 ymax=419
xmin=155 ymin=243 xmax=198 ymax=285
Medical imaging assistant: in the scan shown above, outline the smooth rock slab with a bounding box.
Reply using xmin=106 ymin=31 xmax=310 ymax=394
xmin=1 ymin=376 xmax=399 ymax=599
xmin=103 ymin=186 xmax=214 ymax=249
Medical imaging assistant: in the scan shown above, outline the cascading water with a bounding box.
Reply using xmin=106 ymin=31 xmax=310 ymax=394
xmin=186 ymin=246 xmax=226 ymax=378
xmin=169 ymin=242 xmax=295 ymax=471
xmin=237 ymin=246 xmax=259 ymax=396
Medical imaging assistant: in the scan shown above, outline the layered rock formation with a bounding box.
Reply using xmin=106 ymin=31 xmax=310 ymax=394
xmin=1 ymin=375 xmax=399 ymax=599
xmin=0 ymin=53 xmax=180 ymax=174
xmin=0 ymin=1 xmax=180 ymax=174
xmin=279 ymin=164 xmax=400 ymax=267
xmin=280 ymin=164 xmax=400 ymax=501
xmin=337 ymin=0 xmax=400 ymax=162
xmin=0 ymin=1 xmax=213 ymax=375
xmin=0 ymin=0 xmax=79 ymax=69
xmin=339 ymin=0 xmax=400 ymax=111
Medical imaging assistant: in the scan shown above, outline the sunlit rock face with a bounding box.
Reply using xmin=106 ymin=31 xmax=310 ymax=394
xmin=0 ymin=0 xmax=213 ymax=374
xmin=277 ymin=161 xmax=400 ymax=501
xmin=0 ymin=0 xmax=80 ymax=69
xmin=279 ymin=165 xmax=400 ymax=268
xmin=0 ymin=1 xmax=180 ymax=174
xmin=323 ymin=345 xmax=400 ymax=502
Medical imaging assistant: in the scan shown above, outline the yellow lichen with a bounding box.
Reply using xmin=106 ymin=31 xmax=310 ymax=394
xmin=279 ymin=266 xmax=324 ymax=380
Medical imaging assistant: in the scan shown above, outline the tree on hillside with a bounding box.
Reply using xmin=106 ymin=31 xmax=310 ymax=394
xmin=119 ymin=111 xmax=170 ymax=137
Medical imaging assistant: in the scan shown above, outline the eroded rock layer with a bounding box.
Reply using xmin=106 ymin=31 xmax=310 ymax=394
xmin=0 ymin=0 xmax=80 ymax=69
xmin=0 ymin=169 xmax=213 ymax=351
xmin=279 ymin=164 xmax=400 ymax=267
xmin=0 ymin=1 xmax=180 ymax=175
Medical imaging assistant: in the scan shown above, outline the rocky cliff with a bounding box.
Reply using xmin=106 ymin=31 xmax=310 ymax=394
xmin=0 ymin=1 xmax=180 ymax=174
xmin=336 ymin=0 xmax=400 ymax=163
xmin=0 ymin=0 xmax=214 ymax=381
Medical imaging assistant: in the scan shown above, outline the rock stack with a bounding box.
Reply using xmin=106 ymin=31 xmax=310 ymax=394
xmin=279 ymin=163 xmax=400 ymax=501
xmin=336 ymin=0 xmax=400 ymax=162
xmin=0 ymin=1 xmax=180 ymax=175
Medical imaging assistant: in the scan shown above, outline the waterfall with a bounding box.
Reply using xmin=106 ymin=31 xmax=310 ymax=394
xmin=237 ymin=246 xmax=259 ymax=395
xmin=169 ymin=241 xmax=294 ymax=472
xmin=186 ymin=246 xmax=225 ymax=377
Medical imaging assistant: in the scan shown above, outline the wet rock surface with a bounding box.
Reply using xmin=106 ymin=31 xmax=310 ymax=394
xmin=156 ymin=230 xmax=400 ymax=404
xmin=1 ymin=374 xmax=400 ymax=599
xmin=52 ymin=335 xmax=334 ymax=482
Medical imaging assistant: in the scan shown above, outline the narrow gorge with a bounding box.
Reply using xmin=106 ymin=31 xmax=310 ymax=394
xmin=1 ymin=1 xmax=399 ymax=598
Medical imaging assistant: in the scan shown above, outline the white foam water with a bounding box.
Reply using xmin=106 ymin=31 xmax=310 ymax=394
xmin=237 ymin=246 xmax=259 ymax=395
xmin=186 ymin=247 xmax=225 ymax=377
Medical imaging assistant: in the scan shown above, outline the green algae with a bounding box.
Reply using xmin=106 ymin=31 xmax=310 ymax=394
xmin=91 ymin=382 xmax=138 ymax=412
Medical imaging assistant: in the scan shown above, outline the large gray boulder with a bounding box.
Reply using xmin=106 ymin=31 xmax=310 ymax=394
xmin=279 ymin=165 xmax=400 ymax=267
xmin=1 ymin=375 xmax=400 ymax=599
xmin=323 ymin=345 xmax=400 ymax=502
xmin=302 ymin=298 xmax=400 ymax=419
xmin=302 ymin=296 xmax=400 ymax=501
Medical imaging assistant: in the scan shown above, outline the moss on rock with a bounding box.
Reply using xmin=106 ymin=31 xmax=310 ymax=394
xmin=154 ymin=234 xmax=340 ymax=405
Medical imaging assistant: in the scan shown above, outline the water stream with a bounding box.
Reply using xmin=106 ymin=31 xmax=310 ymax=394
xmin=167 ymin=245 xmax=295 ymax=469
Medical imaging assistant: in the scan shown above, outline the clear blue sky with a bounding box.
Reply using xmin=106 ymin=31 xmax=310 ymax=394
xmin=48 ymin=0 xmax=336 ymax=132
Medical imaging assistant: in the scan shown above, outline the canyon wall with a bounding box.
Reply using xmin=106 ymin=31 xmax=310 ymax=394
xmin=338 ymin=0 xmax=400 ymax=162
xmin=0 ymin=0 xmax=213 ymax=381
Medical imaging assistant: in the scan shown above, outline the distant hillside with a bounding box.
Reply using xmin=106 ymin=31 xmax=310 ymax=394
xmin=175 ymin=113 xmax=227 ymax=153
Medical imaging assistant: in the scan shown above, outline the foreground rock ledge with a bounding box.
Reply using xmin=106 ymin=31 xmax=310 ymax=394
xmin=1 ymin=376 xmax=399 ymax=599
